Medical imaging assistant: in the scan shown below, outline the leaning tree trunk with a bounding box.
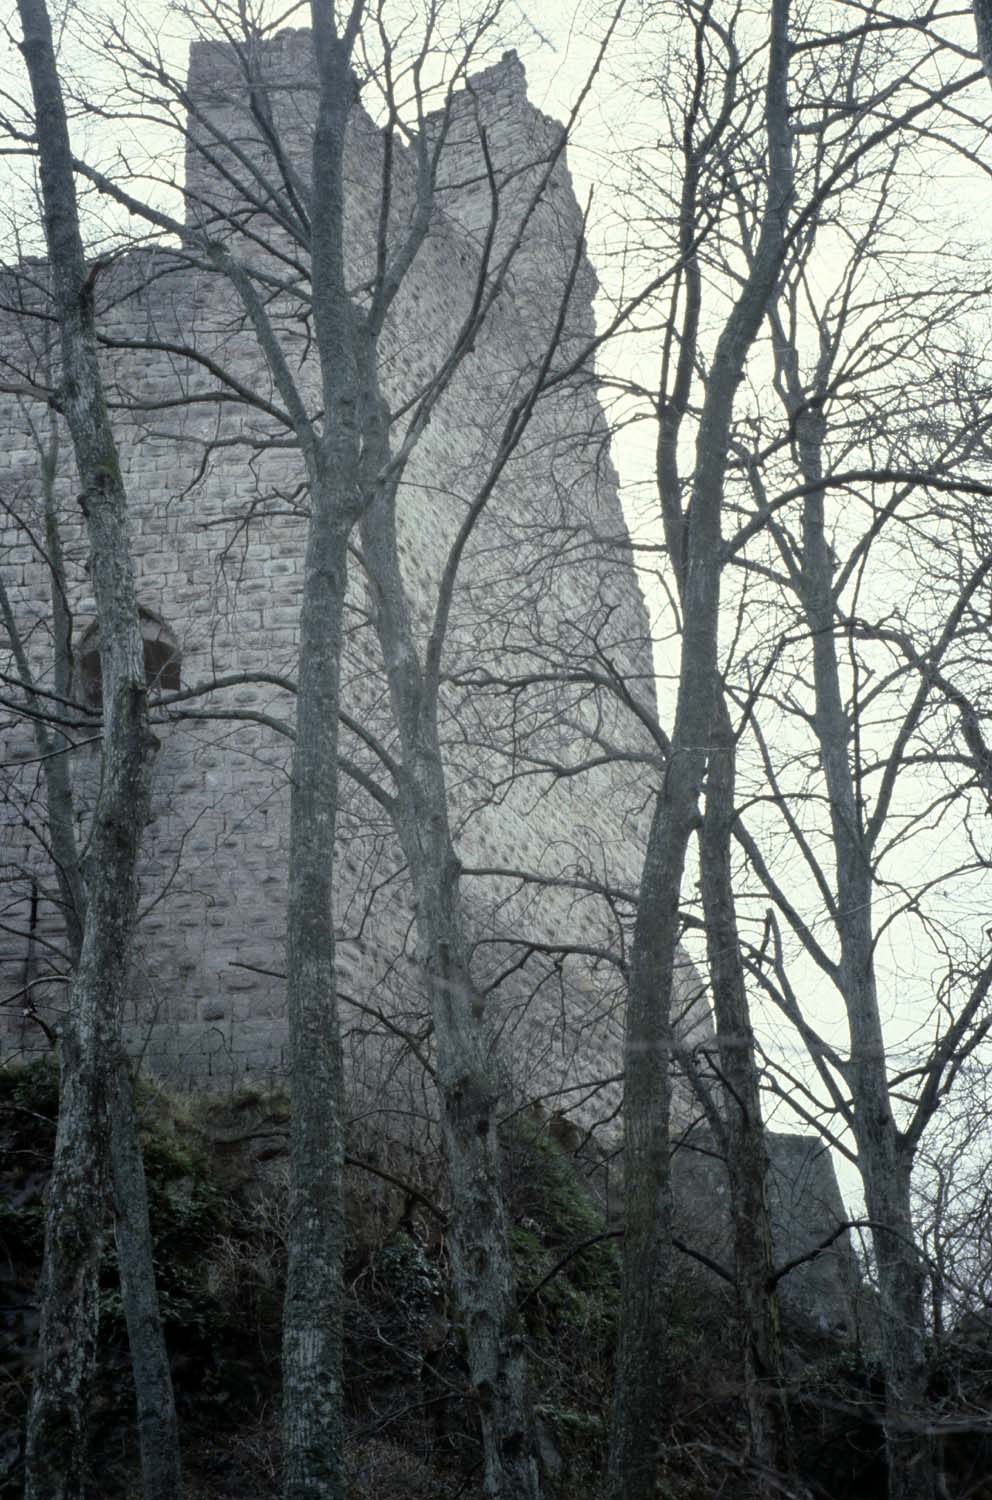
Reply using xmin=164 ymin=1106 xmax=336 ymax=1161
xmin=18 ymin=3 xmax=171 ymax=1497
xmin=609 ymin=8 xmax=793 ymax=1496
xmin=360 ymin=467 xmax=542 ymax=1500
xmin=3 ymin=396 xmax=181 ymax=1500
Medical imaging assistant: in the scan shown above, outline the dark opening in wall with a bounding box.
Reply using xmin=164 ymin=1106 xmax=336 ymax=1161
xmin=78 ymin=610 xmax=181 ymax=709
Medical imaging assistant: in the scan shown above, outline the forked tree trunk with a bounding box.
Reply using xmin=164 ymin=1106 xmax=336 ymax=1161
xmin=3 ymin=386 xmax=182 ymax=1500
xmin=609 ymin=7 xmax=793 ymax=1495
xmin=805 ymin=532 xmax=934 ymax=1500
xmin=18 ymin=3 xmax=177 ymax=1497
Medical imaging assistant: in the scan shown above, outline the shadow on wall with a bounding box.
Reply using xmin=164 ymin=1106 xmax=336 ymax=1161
xmin=670 ymin=1129 xmax=858 ymax=1333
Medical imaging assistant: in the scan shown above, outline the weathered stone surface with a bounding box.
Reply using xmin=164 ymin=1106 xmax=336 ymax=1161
xmin=672 ymin=1132 xmax=857 ymax=1330
xmin=0 ymin=36 xmax=853 ymax=1328
xmin=0 ymin=35 xmax=706 ymax=1133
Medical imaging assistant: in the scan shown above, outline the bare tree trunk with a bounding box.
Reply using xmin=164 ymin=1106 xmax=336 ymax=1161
xmin=862 ymin=1157 xmax=932 ymax=1500
xmin=770 ymin=327 xmax=935 ymax=1499
xmin=974 ymin=0 xmax=992 ymax=80
xmin=24 ymin=1033 xmax=112 ymax=1500
xmin=280 ymin=14 xmax=362 ymax=1497
xmin=360 ymin=453 xmax=541 ymax=1500
xmin=281 ymin=505 xmax=350 ymax=1500
xmin=2 ymin=410 xmax=183 ymax=1500
xmin=17 ymin=5 xmax=167 ymax=1497
xmin=411 ymin=846 xmax=540 ymax=1500
xmin=110 ymin=1061 xmax=183 ymax=1500
xmin=803 ymin=471 xmax=933 ymax=1500
xmin=609 ymin=7 xmax=793 ymax=1496
xmin=700 ymin=693 xmax=792 ymax=1492
xmin=608 ymin=788 xmax=682 ymax=1500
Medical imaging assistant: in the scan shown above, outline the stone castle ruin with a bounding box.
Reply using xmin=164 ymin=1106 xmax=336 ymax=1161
xmin=0 ymin=31 xmax=852 ymax=1323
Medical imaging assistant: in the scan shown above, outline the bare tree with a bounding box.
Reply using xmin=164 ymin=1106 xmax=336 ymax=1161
xmin=463 ymin=8 xmax=992 ymax=1497
xmin=703 ymin=27 xmax=992 ymax=1495
xmin=2 ymin=4 xmax=629 ymax=1493
xmin=607 ymin=6 xmax=794 ymax=1496
xmin=12 ymin=2 xmax=180 ymax=1497
xmin=0 ymin=427 xmax=183 ymax=1500
xmin=10 ymin=5 xmax=992 ymax=1498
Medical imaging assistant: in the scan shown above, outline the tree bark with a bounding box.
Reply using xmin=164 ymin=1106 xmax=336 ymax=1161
xmin=281 ymin=502 xmax=350 ymax=1500
xmin=700 ymin=693 xmax=792 ymax=1492
xmin=280 ymin=14 xmax=362 ymax=1498
xmin=609 ymin=8 xmax=793 ymax=1496
xmin=17 ymin=4 xmax=177 ymax=1498
xmin=803 ymin=446 xmax=933 ymax=1500
xmin=770 ymin=326 xmax=935 ymax=1500
xmin=974 ymin=0 xmax=992 ymax=81
xmin=360 ymin=443 xmax=541 ymax=1500
xmin=110 ymin=1061 xmax=183 ymax=1500
xmin=608 ymin=787 xmax=682 ymax=1500
xmin=2 ymin=411 xmax=182 ymax=1500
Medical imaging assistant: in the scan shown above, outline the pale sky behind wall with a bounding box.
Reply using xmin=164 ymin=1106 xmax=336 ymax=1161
xmin=522 ymin=0 xmax=992 ymax=1202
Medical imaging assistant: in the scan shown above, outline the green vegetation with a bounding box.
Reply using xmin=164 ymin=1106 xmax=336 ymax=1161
xmin=5 ymin=1066 xmax=984 ymax=1500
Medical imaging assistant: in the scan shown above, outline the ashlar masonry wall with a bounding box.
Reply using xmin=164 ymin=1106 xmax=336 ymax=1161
xmin=0 ymin=30 xmax=857 ymax=1327
xmin=0 ymin=33 xmax=707 ymax=1136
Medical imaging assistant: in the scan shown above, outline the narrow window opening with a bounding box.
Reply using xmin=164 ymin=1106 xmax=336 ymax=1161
xmin=79 ymin=610 xmax=181 ymax=709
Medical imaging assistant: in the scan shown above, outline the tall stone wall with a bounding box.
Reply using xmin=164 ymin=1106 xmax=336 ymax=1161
xmin=0 ymin=29 xmax=857 ymax=1326
xmin=0 ymin=35 xmax=705 ymax=1134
